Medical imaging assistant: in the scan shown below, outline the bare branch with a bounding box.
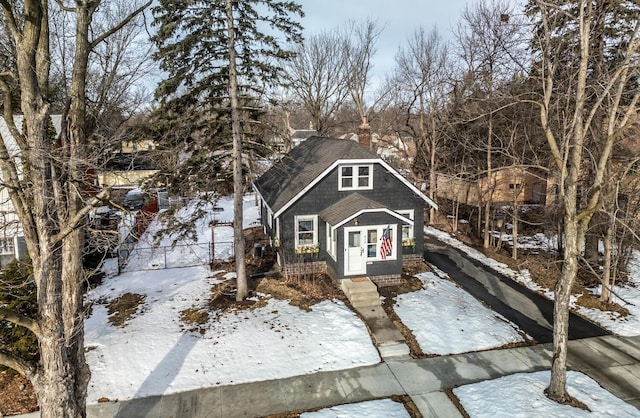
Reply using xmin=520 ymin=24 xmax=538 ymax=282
xmin=0 ymin=307 xmax=41 ymax=339
xmin=90 ymin=1 xmax=152 ymax=50
xmin=50 ymin=188 xmax=111 ymax=245
xmin=0 ymin=1 xmax=21 ymax=39
xmin=0 ymin=349 xmax=38 ymax=381
xmin=53 ymin=0 xmax=75 ymax=12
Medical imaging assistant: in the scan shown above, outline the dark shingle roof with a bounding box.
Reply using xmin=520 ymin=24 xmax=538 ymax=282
xmin=319 ymin=193 xmax=385 ymax=225
xmin=255 ymin=136 xmax=377 ymax=213
xmin=105 ymin=151 xmax=158 ymax=171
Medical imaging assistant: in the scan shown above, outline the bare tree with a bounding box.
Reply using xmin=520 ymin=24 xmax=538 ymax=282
xmin=0 ymin=1 xmax=151 ymax=416
xmin=454 ymin=0 xmax=529 ymax=248
xmin=393 ymin=26 xmax=452 ymax=224
xmin=287 ymin=31 xmax=350 ymax=135
xmin=343 ymin=18 xmax=384 ymax=124
xmin=533 ymin=0 xmax=640 ymax=403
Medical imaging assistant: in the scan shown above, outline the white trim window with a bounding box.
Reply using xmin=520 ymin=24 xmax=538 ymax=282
xmin=365 ymin=225 xmax=397 ymax=261
xmin=294 ymin=215 xmax=318 ymax=248
xmin=397 ymin=209 xmax=414 ymax=241
xmin=0 ymin=238 xmax=14 ymax=255
xmin=338 ymin=164 xmax=373 ymax=191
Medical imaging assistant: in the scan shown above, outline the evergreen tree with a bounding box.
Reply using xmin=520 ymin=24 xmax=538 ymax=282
xmin=151 ymin=0 xmax=303 ymax=300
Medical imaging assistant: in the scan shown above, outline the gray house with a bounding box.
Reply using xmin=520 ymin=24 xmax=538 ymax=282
xmin=254 ymin=135 xmax=437 ymax=286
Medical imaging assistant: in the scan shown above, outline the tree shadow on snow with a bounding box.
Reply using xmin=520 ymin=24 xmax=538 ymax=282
xmin=114 ymin=332 xmax=198 ymax=418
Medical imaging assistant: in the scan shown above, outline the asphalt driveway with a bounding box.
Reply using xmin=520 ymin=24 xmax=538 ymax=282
xmin=423 ymin=235 xmax=609 ymax=343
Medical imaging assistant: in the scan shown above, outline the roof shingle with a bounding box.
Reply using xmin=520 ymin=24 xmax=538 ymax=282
xmin=255 ymin=136 xmax=377 ymax=213
xmin=318 ymin=193 xmax=385 ymax=225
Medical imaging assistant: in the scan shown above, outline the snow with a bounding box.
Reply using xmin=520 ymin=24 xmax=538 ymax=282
xmin=301 ymin=399 xmax=410 ymax=417
xmin=425 ymin=226 xmax=640 ymax=337
xmin=80 ymin=195 xmax=640 ymax=416
xmin=577 ymin=251 xmax=640 ymax=337
xmin=394 ymin=272 xmax=528 ymax=355
xmin=492 ymin=231 xmax=559 ymax=252
xmin=86 ymin=195 xmax=379 ymax=403
xmin=455 ymin=370 xmax=640 ymax=418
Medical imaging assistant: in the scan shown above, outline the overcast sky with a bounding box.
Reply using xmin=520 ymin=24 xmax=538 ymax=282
xmin=296 ymin=0 xmax=471 ymax=86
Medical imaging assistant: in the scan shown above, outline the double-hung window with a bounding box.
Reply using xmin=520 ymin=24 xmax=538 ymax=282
xmin=397 ymin=210 xmax=414 ymax=241
xmin=339 ymin=164 xmax=373 ymax=190
xmin=295 ymin=215 xmax=317 ymax=248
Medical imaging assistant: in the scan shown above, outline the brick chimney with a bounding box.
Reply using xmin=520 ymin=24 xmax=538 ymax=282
xmin=358 ymin=116 xmax=371 ymax=151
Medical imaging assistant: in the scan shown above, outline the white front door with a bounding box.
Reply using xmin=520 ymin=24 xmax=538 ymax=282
xmin=345 ymin=228 xmax=366 ymax=275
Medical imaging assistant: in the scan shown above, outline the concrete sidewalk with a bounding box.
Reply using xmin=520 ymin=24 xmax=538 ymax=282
xmin=16 ymin=335 xmax=632 ymax=418
xmin=83 ymin=342 xmax=555 ymax=418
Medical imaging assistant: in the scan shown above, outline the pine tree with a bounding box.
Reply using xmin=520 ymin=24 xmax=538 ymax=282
xmin=152 ymin=0 xmax=303 ymax=300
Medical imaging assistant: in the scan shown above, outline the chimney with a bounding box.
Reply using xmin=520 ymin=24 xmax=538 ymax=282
xmin=358 ymin=116 xmax=371 ymax=151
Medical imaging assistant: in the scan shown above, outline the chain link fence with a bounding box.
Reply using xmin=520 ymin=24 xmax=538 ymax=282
xmin=118 ymin=240 xmax=234 ymax=273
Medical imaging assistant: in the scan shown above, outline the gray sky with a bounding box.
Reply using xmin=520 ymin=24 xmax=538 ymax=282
xmin=296 ymin=0 xmax=470 ymax=86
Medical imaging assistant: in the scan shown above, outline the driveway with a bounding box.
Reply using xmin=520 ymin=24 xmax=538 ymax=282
xmin=423 ymin=235 xmax=609 ymax=343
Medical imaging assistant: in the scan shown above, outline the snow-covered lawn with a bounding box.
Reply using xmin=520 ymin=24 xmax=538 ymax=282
xmin=85 ymin=267 xmax=378 ymax=403
xmin=455 ymin=370 xmax=640 ymax=418
xmin=85 ymin=195 xmax=379 ymax=403
xmin=425 ymin=226 xmax=640 ymax=337
xmin=301 ymin=399 xmax=410 ymax=417
xmin=393 ymin=272 xmax=528 ymax=355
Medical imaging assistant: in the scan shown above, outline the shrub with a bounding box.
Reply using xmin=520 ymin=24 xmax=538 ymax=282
xmin=0 ymin=259 xmax=38 ymax=362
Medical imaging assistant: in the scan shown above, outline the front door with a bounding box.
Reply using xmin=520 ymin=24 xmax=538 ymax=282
xmin=345 ymin=228 xmax=366 ymax=275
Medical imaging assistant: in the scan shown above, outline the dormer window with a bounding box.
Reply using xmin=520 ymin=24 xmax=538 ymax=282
xmin=339 ymin=164 xmax=373 ymax=191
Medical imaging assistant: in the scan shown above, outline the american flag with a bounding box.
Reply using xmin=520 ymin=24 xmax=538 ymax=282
xmin=380 ymin=226 xmax=392 ymax=260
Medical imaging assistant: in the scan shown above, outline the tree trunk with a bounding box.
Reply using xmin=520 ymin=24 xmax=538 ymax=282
xmin=226 ymin=0 xmax=247 ymax=301
xmin=428 ymin=120 xmax=437 ymax=225
xmin=512 ymin=200 xmax=518 ymax=260
xmin=600 ymin=217 xmax=614 ymax=302
xmin=36 ymin=255 xmax=87 ymax=418
xmin=547 ymin=215 xmax=579 ymax=402
xmin=483 ymin=114 xmax=493 ymax=249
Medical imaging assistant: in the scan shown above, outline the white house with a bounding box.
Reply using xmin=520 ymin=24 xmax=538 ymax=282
xmin=0 ymin=115 xmax=63 ymax=267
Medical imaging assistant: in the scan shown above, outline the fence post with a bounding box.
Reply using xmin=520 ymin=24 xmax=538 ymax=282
xmin=210 ymin=220 xmax=219 ymax=268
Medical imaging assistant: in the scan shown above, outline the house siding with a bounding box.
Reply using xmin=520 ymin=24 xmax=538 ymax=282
xmin=275 ymin=162 xmax=425 ymax=279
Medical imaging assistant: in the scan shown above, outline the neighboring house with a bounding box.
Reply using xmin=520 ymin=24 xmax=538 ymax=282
xmin=291 ymin=129 xmax=318 ymax=148
xmin=436 ymin=166 xmax=549 ymax=208
xmin=254 ymin=135 xmax=438 ymax=286
xmin=270 ymin=128 xmax=318 ymax=153
xmin=0 ymin=115 xmax=62 ymax=267
xmin=121 ymin=139 xmax=156 ymax=153
xmin=375 ymin=134 xmax=416 ymax=169
xmin=98 ymin=149 xmax=159 ymax=187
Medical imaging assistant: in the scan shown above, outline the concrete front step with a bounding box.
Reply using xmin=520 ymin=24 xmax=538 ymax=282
xmin=341 ymin=278 xmax=381 ymax=309
xmin=349 ymin=291 xmax=381 ymax=303
xmin=379 ymin=342 xmax=411 ymax=358
xmin=351 ymin=299 xmax=382 ymax=309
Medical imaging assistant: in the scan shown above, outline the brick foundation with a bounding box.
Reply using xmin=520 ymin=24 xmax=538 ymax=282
xmin=370 ymin=274 xmax=404 ymax=287
xmin=402 ymin=253 xmax=424 ymax=266
xmin=402 ymin=254 xmax=424 ymax=265
xmin=282 ymin=254 xmax=422 ymax=286
xmin=283 ymin=261 xmax=327 ymax=277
